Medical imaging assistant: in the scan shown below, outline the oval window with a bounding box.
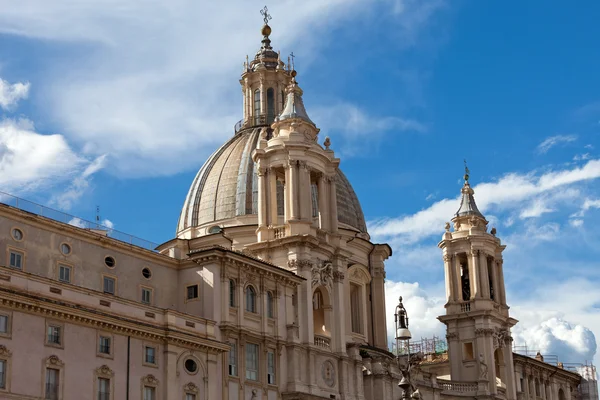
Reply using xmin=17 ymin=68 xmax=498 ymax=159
xmin=142 ymin=268 xmax=152 ymax=279
xmin=184 ymin=359 xmax=198 ymax=374
xmin=61 ymin=243 xmax=72 ymax=255
xmin=104 ymin=256 xmax=116 ymax=268
xmin=11 ymin=228 xmax=23 ymax=241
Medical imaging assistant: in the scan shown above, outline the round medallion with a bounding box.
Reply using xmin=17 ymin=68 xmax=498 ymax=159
xmin=321 ymin=360 xmax=336 ymax=387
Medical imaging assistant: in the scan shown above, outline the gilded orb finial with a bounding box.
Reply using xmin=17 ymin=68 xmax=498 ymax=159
xmin=260 ymin=6 xmax=272 ymax=37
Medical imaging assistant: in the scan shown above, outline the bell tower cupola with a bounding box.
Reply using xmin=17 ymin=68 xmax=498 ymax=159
xmin=238 ymin=7 xmax=292 ymax=132
xmin=438 ymin=165 xmax=518 ymax=400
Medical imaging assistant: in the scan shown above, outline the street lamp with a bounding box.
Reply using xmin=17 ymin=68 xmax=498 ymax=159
xmin=395 ymin=296 xmax=417 ymax=400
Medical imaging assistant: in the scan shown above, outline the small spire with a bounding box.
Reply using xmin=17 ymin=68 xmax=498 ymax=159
xmin=276 ymin=70 xmax=315 ymax=126
xmin=455 ymin=164 xmax=485 ymax=219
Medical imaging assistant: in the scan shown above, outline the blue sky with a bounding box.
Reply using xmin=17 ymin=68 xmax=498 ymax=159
xmin=1 ymin=1 xmax=600 ymax=370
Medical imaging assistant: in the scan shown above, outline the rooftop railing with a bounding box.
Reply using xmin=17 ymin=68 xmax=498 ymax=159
xmin=234 ymin=113 xmax=276 ymax=134
xmin=0 ymin=191 xmax=159 ymax=252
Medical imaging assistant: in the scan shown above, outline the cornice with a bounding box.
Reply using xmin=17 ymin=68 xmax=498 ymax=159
xmin=0 ymin=204 xmax=178 ymax=267
xmin=0 ymin=287 xmax=230 ymax=354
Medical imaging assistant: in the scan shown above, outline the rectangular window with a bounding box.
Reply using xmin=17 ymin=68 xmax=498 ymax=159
xmin=141 ymin=288 xmax=152 ymax=305
xmin=228 ymin=340 xmax=237 ymax=376
xmin=98 ymin=378 xmax=110 ymax=400
xmin=9 ymin=250 xmax=23 ymax=270
xmin=186 ymin=285 xmax=198 ymax=300
xmin=229 ymin=280 xmax=236 ymax=307
xmin=99 ymin=336 xmax=111 ymax=355
xmin=311 ymin=183 xmax=319 ymax=218
xmin=0 ymin=315 xmax=8 ymax=334
xmin=47 ymin=325 xmax=61 ymax=345
xmin=145 ymin=346 xmax=156 ymax=364
xmin=58 ymin=265 xmax=71 ymax=283
xmin=45 ymin=368 xmax=59 ymax=400
xmin=103 ymin=276 xmax=116 ymax=295
xmin=0 ymin=360 xmax=5 ymax=389
xmin=463 ymin=342 xmax=474 ymax=360
xmin=267 ymin=350 xmax=275 ymax=384
xmin=245 ymin=343 xmax=258 ymax=381
xmin=143 ymin=386 xmax=155 ymax=400
xmin=186 ymin=394 xmax=196 ymax=400
xmin=350 ymin=284 xmax=363 ymax=334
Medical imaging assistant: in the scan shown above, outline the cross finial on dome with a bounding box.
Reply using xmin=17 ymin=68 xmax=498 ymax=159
xmin=260 ymin=6 xmax=272 ymax=25
xmin=464 ymin=159 xmax=470 ymax=183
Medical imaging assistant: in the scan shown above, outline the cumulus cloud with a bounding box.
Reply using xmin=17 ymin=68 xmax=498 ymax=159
xmin=0 ymin=117 xmax=87 ymax=193
xmin=50 ymin=154 xmax=107 ymax=210
xmin=512 ymin=318 xmax=597 ymax=363
xmin=0 ymin=78 xmax=30 ymax=110
xmin=537 ymin=134 xmax=577 ymax=154
xmin=368 ymin=159 xmax=600 ymax=244
xmin=0 ymin=0 xmax=441 ymax=177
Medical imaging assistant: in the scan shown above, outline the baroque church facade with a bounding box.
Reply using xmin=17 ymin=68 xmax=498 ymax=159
xmin=0 ymin=14 xmax=595 ymax=400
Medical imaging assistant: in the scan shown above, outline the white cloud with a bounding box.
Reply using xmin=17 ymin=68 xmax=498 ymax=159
xmin=0 ymin=1 xmax=441 ymax=177
xmin=67 ymin=217 xmax=87 ymax=229
xmin=50 ymin=154 xmax=107 ymax=210
xmin=368 ymin=159 xmax=600 ymax=244
xmin=0 ymin=78 xmax=30 ymax=110
xmin=574 ymin=153 xmax=591 ymax=162
xmin=537 ymin=134 xmax=577 ymax=154
xmin=101 ymin=219 xmax=114 ymax=230
xmin=519 ymin=198 xmax=554 ymax=219
xmin=0 ymin=117 xmax=86 ymax=194
xmin=570 ymin=219 xmax=584 ymax=227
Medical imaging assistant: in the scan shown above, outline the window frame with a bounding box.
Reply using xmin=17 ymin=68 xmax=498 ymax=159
xmin=183 ymin=383 xmax=199 ymax=400
xmin=0 ymin=345 xmax=12 ymax=392
xmin=266 ymin=291 xmax=274 ymax=319
xmin=141 ymin=286 xmax=154 ymax=305
xmin=267 ymin=349 xmax=276 ymax=385
xmin=0 ymin=311 xmax=12 ymax=339
xmin=45 ymin=367 xmax=60 ymax=400
xmin=45 ymin=321 xmax=64 ymax=349
xmin=229 ymin=279 xmax=236 ymax=308
xmin=7 ymin=248 xmax=24 ymax=270
xmin=143 ymin=344 xmax=158 ymax=368
xmin=58 ymin=263 xmax=73 ymax=284
xmin=102 ymin=275 xmax=117 ymax=295
xmin=350 ymin=283 xmax=363 ymax=334
xmin=94 ymin=365 xmax=115 ymax=400
xmin=245 ymin=343 xmax=259 ymax=381
xmin=185 ymin=284 xmax=199 ymax=302
xmin=41 ymin=356 xmax=64 ymax=400
xmin=228 ymin=339 xmax=237 ymax=377
xmin=245 ymin=285 xmax=257 ymax=314
xmin=97 ymin=332 xmax=113 ymax=359
xmin=253 ymin=89 xmax=261 ymax=117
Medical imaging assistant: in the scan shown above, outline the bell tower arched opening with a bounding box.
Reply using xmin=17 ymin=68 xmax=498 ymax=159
xmin=313 ymin=286 xmax=332 ymax=349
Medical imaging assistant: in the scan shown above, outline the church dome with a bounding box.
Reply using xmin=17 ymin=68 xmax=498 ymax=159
xmin=177 ymin=128 xmax=368 ymax=235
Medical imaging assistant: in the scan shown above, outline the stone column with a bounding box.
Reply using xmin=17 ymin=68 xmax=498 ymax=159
xmin=451 ymin=254 xmax=461 ymax=302
xmin=497 ymin=259 xmax=507 ymax=305
xmin=289 ymin=161 xmax=299 ymax=220
xmin=479 ymin=251 xmax=490 ymax=298
xmin=317 ymin=174 xmax=328 ymax=231
xmin=257 ymin=167 xmax=267 ymax=228
xmin=331 ymin=265 xmax=346 ymax=354
xmin=268 ymin=168 xmax=278 ymax=226
xmin=242 ymin=85 xmax=247 ymax=121
xmin=470 ymin=249 xmax=481 ymax=298
xmin=328 ymin=175 xmax=338 ymax=232
xmin=284 ymin=165 xmax=291 ymax=221
xmin=299 ymin=161 xmax=312 ymax=220
xmin=503 ymin=344 xmax=517 ymax=400
xmin=443 ymin=254 xmax=453 ymax=303
xmin=259 ymin=79 xmax=265 ymax=115
xmin=221 ymin=269 xmax=228 ymax=323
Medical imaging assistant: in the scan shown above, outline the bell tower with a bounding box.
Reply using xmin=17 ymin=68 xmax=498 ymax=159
xmin=438 ymin=167 xmax=518 ymax=400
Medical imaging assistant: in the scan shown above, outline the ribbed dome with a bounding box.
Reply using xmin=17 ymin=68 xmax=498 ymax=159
xmin=177 ymin=128 xmax=367 ymax=235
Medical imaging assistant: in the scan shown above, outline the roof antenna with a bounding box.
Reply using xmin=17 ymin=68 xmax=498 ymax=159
xmin=96 ymin=206 xmax=101 ymax=228
xmin=463 ymin=159 xmax=470 ymax=183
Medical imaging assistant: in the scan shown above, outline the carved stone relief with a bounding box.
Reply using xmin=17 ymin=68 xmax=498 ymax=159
xmin=312 ymin=260 xmax=333 ymax=289
xmin=321 ymin=360 xmax=336 ymax=387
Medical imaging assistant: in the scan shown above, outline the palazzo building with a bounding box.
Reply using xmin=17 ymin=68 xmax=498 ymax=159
xmin=0 ymin=13 xmax=596 ymax=400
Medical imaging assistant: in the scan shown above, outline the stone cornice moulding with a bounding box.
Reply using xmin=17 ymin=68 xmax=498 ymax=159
xmin=0 ymin=288 xmax=230 ymax=354
xmin=0 ymin=205 xmax=177 ymax=267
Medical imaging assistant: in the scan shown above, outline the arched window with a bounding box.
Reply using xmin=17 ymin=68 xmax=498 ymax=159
xmin=254 ymin=90 xmax=261 ymax=117
xmin=487 ymin=257 xmax=495 ymax=300
xmin=535 ymin=379 xmax=540 ymax=396
xmin=311 ymin=183 xmax=319 ymax=218
xmin=267 ymin=291 xmax=274 ymax=318
xmin=350 ymin=284 xmax=363 ymax=334
xmin=558 ymin=388 xmax=565 ymax=400
xmin=460 ymin=262 xmax=471 ymax=301
xmin=246 ymin=286 xmax=257 ymax=313
xmin=229 ymin=279 xmax=236 ymax=307
xmin=276 ymin=180 xmax=284 ymax=216
xmin=266 ymin=88 xmax=275 ymax=122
